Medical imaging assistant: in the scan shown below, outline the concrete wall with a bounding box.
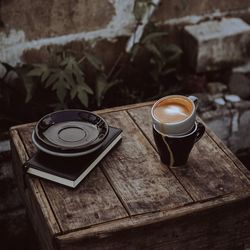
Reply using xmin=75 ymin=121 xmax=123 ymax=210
xmin=1 ymin=0 xmax=250 ymax=66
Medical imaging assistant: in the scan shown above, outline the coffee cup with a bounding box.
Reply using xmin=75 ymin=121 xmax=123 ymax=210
xmin=153 ymin=122 xmax=205 ymax=166
xmin=151 ymin=95 xmax=198 ymax=136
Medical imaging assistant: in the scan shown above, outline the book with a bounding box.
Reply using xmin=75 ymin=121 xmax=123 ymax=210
xmin=24 ymin=126 xmax=122 ymax=188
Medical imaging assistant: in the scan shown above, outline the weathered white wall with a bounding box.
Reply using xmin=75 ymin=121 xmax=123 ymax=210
xmin=0 ymin=0 xmax=135 ymax=66
xmin=1 ymin=0 xmax=250 ymax=66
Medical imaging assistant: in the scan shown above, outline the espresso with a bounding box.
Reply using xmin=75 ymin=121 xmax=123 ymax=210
xmin=153 ymin=98 xmax=192 ymax=123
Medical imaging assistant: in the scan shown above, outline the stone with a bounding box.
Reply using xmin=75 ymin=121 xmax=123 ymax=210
xmin=214 ymin=97 xmax=225 ymax=106
xmin=231 ymin=110 xmax=239 ymax=133
xmin=229 ymin=110 xmax=250 ymax=152
xmin=183 ymin=18 xmax=250 ymax=72
xmin=239 ymin=110 xmax=250 ymax=133
xmin=229 ymin=73 xmax=250 ymax=99
xmin=225 ymin=94 xmax=241 ymax=103
xmin=233 ymin=61 xmax=250 ymax=74
xmin=207 ymin=82 xmax=227 ymax=95
xmin=201 ymin=99 xmax=250 ymax=155
xmin=193 ymin=93 xmax=214 ymax=113
xmin=201 ymin=109 xmax=231 ymax=142
xmin=233 ymin=100 xmax=250 ymax=110
xmin=0 ymin=140 xmax=10 ymax=153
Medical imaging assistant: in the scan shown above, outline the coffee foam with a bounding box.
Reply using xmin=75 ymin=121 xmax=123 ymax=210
xmin=153 ymin=97 xmax=193 ymax=123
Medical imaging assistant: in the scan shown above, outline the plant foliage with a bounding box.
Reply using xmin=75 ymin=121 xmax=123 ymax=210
xmin=0 ymin=0 xmax=186 ymax=129
xmin=24 ymin=50 xmax=119 ymax=110
xmin=27 ymin=52 xmax=93 ymax=108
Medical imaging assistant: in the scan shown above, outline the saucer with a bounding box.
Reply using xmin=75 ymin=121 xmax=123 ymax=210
xmin=35 ymin=109 xmax=109 ymax=152
xmin=32 ymin=131 xmax=104 ymax=157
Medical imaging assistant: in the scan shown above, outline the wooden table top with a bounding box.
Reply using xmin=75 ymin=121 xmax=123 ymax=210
xmin=10 ymin=102 xmax=250 ymax=246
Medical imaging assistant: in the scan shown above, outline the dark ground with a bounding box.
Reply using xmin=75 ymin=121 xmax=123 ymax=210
xmin=0 ymin=151 xmax=40 ymax=250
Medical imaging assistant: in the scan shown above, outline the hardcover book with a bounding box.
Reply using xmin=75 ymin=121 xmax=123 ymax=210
xmin=24 ymin=127 xmax=122 ymax=188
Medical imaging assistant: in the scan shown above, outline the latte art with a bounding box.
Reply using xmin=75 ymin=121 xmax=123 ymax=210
xmin=153 ymin=98 xmax=192 ymax=123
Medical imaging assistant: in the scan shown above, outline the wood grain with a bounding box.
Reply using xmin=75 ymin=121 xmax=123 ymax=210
xmin=100 ymin=111 xmax=192 ymax=215
xmin=10 ymin=103 xmax=250 ymax=250
xmin=57 ymin=191 xmax=250 ymax=250
xmin=10 ymin=129 xmax=61 ymax=250
xmin=56 ymin=190 xmax=250 ymax=240
xmin=17 ymin=125 xmax=128 ymax=233
xmin=128 ymin=106 xmax=250 ymax=201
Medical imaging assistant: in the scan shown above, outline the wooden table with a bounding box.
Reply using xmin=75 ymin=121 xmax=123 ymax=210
xmin=10 ymin=102 xmax=250 ymax=250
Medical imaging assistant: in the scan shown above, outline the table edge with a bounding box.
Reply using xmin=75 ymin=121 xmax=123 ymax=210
xmin=56 ymin=189 xmax=250 ymax=240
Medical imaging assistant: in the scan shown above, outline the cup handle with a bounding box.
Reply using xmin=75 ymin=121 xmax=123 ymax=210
xmin=195 ymin=122 xmax=205 ymax=143
xmin=188 ymin=95 xmax=198 ymax=109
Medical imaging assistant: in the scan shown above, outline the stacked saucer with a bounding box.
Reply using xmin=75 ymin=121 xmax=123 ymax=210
xmin=32 ymin=110 xmax=109 ymax=157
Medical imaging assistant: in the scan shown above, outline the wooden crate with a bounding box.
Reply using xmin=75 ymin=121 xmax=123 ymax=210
xmin=10 ymin=102 xmax=250 ymax=250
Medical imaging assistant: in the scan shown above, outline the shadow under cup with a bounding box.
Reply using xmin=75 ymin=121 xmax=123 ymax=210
xmin=153 ymin=122 xmax=205 ymax=166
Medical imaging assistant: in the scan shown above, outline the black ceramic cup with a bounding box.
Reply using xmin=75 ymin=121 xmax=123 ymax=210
xmin=153 ymin=122 xmax=205 ymax=166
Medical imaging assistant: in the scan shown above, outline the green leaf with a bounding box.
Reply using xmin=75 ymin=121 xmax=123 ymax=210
xmin=82 ymin=82 xmax=94 ymax=95
xmin=77 ymin=89 xmax=88 ymax=107
xmin=41 ymin=69 xmax=51 ymax=83
xmin=133 ymin=0 xmax=149 ymax=22
xmin=63 ymin=70 xmax=75 ymax=88
xmin=130 ymin=43 xmax=141 ymax=61
xmin=23 ymin=76 xmax=35 ymax=103
xmin=61 ymin=56 xmax=85 ymax=85
xmin=145 ymin=43 xmax=162 ymax=60
xmin=106 ymin=79 xmax=120 ymax=91
xmin=142 ymin=32 xmax=168 ymax=44
xmin=75 ymin=72 xmax=85 ymax=86
xmin=70 ymin=86 xmax=78 ymax=100
xmin=56 ymin=82 xmax=67 ymax=103
xmin=27 ymin=67 xmax=44 ymax=77
xmin=45 ymin=73 xmax=58 ymax=88
xmin=83 ymin=51 xmax=104 ymax=71
xmin=95 ymin=76 xmax=106 ymax=107
xmin=44 ymin=69 xmax=72 ymax=103
xmin=53 ymin=79 xmax=68 ymax=102
xmin=61 ymin=56 xmax=77 ymax=71
xmin=160 ymin=44 xmax=183 ymax=58
xmin=161 ymin=67 xmax=176 ymax=75
xmin=163 ymin=46 xmax=182 ymax=65
xmin=27 ymin=64 xmax=51 ymax=83
xmin=95 ymin=75 xmax=119 ymax=107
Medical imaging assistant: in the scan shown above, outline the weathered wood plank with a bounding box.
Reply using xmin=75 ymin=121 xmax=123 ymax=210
xmin=96 ymin=101 xmax=155 ymax=114
xmin=17 ymin=125 xmax=128 ymax=233
xmin=100 ymin=111 xmax=192 ymax=215
xmin=127 ymin=105 xmax=155 ymax=144
xmin=10 ymin=129 xmax=61 ymax=250
xmin=128 ymin=106 xmax=250 ymax=201
xmin=10 ymin=129 xmax=60 ymax=235
xmin=56 ymin=190 xmax=250 ymax=240
xmin=10 ymin=129 xmax=29 ymax=193
xmin=57 ymin=190 xmax=250 ymax=250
